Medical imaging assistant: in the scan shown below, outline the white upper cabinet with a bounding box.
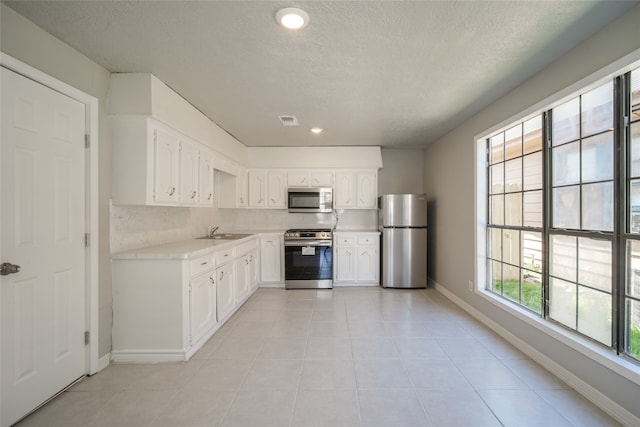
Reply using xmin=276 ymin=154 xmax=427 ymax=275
xmin=248 ymin=170 xmax=266 ymax=207
xmin=179 ymin=139 xmax=200 ymax=206
xmin=267 ymin=171 xmax=286 ymax=208
xmin=334 ymin=170 xmax=378 ymax=209
xmin=356 ymin=171 xmax=378 ymax=209
xmin=112 ymin=116 xmax=219 ymax=207
xmin=152 ymin=125 xmax=181 ymax=204
xmin=248 ymin=170 xmax=286 ymax=208
xmin=287 ymin=170 xmax=334 ymax=187
xmin=334 ymin=172 xmax=356 ymax=208
xmin=199 ymin=150 xmax=215 ymax=207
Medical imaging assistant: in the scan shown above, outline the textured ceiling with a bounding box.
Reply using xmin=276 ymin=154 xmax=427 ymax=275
xmin=3 ymin=1 xmax=637 ymax=148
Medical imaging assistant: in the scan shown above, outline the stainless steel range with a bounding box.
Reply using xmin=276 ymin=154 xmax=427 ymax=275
xmin=284 ymin=228 xmax=333 ymax=289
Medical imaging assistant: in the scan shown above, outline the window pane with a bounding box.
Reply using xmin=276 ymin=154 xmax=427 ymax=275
xmin=503 ymin=229 xmax=520 ymax=266
xmin=505 ymin=124 xmax=522 ymax=160
xmin=503 ymin=264 xmax=520 ymax=303
xmin=550 ymin=277 xmax=577 ymax=329
xmin=490 ymin=134 xmax=504 ymax=164
xmin=523 ymin=191 xmax=542 ymax=227
xmin=505 ymin=193 xmax=522 ymax=226
xmin=550 ymin=235 xmax=576 ymax=282
xmin=490 ymin=195 xmax=504 ymax=225
xmin=523 ymin=152 xmax=542 ymax=191
xmin=582 ymin=132 xmax=613 ymax=183
xmin=553 ymin=186 xmax=580 ymax=229
xmin=578 ymin=238 xmax=611 ymax=292
xmin=522 ymin=232 xmax=542 ymax=272
xmin=552 ymin=141 xmax=580 ymax=186
xmin=490 ymin=163 xmax=504 ymax=194
xmin=523 ymin=115 xmax=543 ymax=154
xmin=631 ymin=122 xmax=640 ymax=178
xmin=581 ymin=82 xmax=613 ymax=138
xmin=578 ymin=287 xmax=611 ymax=346
xmin=582 ymin=182 xmax=614 ymax=232
xmin=490 ymin=260 xmax=502 ymax=293
xmin=626 ymin=240 xmax=640 ymax=298
xmin=489 ymin=228 xmax=502 ymax=261
xmin=552 ymin=97 xmax=580 ymax=146
xmin=626 ymin=299 xmax=640 ymax=359
xmin=522 ymin=270 xmax=542 ymax=313
xmin=504 ymin=158 xmax=522 ymax=192
xmin=630 ymin=180 xmax=640 ymax=233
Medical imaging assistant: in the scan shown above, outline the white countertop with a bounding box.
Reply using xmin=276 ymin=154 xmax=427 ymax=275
xmin=112 ymin=233 xmax=263 ymax=260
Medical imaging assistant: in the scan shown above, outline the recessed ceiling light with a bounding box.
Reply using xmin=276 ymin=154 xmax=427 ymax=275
xmin=276 ymin=7 xmax=309 ymax=30
xmin=310 ymin=128 xmax=323 ymax=134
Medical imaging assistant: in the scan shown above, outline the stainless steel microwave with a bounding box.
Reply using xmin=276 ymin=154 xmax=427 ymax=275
xmin=287 ymin=187 xmax=333 ymax=213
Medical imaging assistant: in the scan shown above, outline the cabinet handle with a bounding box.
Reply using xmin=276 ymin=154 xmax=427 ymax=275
xmin=168 ymin=187 xmax=176 ymax=196
xmin=208 ymin=193 xmax=213 ymax=201
xmin=200 ymin=261 xmax=208 ymax=266
xmin=191 ymin=191 xmax=197 ymax=199
xmin=210 ymin=277 xmax=215 ymax=285
xmin=220 ymin=271 xmax=225 ymax=280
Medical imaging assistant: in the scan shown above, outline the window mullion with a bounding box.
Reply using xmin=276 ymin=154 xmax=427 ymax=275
xmin=543 ymin=110 xmax=552 ymax=317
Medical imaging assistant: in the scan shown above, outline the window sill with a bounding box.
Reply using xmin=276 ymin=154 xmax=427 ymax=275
xmin=475 ymin=287 xmax=640 ymax=386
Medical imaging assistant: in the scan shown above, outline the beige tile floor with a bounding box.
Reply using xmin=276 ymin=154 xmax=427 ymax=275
xmin=16 ymin=287 xmax=622 ymax=427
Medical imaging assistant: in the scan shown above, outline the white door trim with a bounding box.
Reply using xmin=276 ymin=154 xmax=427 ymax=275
xmin=0 ymin=53 xmax=100 ymax=376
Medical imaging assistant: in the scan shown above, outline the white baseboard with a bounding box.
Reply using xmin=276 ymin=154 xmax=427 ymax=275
xmin=430 ymin=279 xmax=640 ymax=427
xmin=259 ymin=283 xmax=285 ymax=288
xmin=111 ymin=350 xmax=188 ymax=363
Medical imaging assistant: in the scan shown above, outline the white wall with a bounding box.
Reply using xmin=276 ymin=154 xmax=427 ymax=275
xmin=379 ymin=148 xmax=424 ymax=195
xmin=424 ymin=4 xmax=640 ymax=421
xmin=1 ymin=4 xmax=114 ymax=358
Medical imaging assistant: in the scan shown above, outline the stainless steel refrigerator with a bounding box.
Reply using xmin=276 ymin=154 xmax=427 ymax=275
xmin=379 ymin=194 xmax=427 ymax=288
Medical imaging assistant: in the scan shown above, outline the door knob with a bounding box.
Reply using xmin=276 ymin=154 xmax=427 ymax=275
xmin=1 ymin=262 xmax=21 ymax=276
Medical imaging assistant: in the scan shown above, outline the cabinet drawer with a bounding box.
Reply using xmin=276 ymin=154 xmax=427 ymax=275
xmin=357 ymin=235 xmax=379 ymax=245
xmin=190 ymin=253 xmax=214 ymax=277
xmin=335 ymin=236 xmax=355 ymax=246
xmin=215 ymin=248 xmax=235 ymax=265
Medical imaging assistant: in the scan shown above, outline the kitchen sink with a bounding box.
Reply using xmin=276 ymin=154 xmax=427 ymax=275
xmin=196 ymin=233 xmax=252 ymax=240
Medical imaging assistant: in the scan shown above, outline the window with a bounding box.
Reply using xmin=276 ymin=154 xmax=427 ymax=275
xmin=484 ymin=67 xmax=640 ymax=362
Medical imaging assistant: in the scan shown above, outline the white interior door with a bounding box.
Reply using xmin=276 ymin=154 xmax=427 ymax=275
xmin=1 ymin=67 xmax=86 ymax=427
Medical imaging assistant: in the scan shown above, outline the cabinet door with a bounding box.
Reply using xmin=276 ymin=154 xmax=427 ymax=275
xmin=357 ymin=171 xmax=377 ymax=208
xmin=335 ymin=246 xmax=356 ymax=283
xmin=248 ymin=170 xmax=266 ymax=207
xmin=216 ymin=263 xmax=235 ymax=321
xmin=248 ymin=249 xmax=259 ymax=291
xmin=260 ymin=236 xmax=282 ymax=283
xmin=180 ymin=141 xmax=200 ymax=205
xmin=153 ymin=127 xmax=180 ymax=204
xmin=356 ymin=246 xmax=379 ymax=283
xmin=190 ymin=272 xmax=217 ymax=345
xmin=199 ymin=150 xmax=215 ymax=206
xmin=234 ymin=256 xmax=250 ymax=304
xmin=334 ymin=172 xmax=356 ymax=208
xmin=287 ymin=171 xmax=309 ymax=187
xmin=237 ymin=167 xmax=248 ymax=208
xmin=267 ymin=171 xmax=286 ymax=208
xmin=310 ymin=171 xmax=333 ymax=187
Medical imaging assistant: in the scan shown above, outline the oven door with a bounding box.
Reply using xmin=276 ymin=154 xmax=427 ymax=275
xmin=284 ymin=242 xmax=333 ymax=289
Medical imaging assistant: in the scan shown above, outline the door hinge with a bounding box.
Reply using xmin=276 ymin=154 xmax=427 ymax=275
xmin=85 ymin=134 xmax=90 ymax=149
xmin=84 ymin=233 xmax=90 ymax=248
xmin=84 ymin=331 xmax=90 ymax=345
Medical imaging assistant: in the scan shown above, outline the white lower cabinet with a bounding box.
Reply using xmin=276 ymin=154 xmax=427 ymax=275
xmin=111 ymin=236 xmax=262 ymax=363
xmin=260 ymin=234 xmax=284 ymax=285
xmin=189 ymin=270 xmax=217 ymax=346
xmin=333 ymin=232 xmax=380 ymax=285
xmin=216 ymin=261 xmax=235 ymax=322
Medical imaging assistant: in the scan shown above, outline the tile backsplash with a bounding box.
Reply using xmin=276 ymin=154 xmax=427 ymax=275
xmin=110 ymin=203 xmax=377 ymax=253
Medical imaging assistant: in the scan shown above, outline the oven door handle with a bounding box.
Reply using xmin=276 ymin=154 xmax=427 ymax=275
xmin=284 ymin=240 xmax=332 ymax=247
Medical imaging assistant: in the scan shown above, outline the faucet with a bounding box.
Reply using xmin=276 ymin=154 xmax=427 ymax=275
xmin=209 ymin=226 xmax=220 ymax=238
